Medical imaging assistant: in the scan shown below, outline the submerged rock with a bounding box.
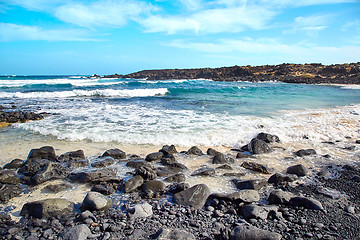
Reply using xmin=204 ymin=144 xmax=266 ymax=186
xmin=191 ymin=167 xmax=216 ymax=177
xmin=241 ymin=161 xmax=271 ymax=174
xmin=294 ymin=149 xmax=316 ymax=157
xmin=174 ymin=184 xmax=210 ymax=209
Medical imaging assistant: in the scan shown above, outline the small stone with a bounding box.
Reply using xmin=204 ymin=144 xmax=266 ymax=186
xmin=80 ymin=192 xmax=112 ymax=212
xmin=286 ymin=164 xmax=308 ymax=177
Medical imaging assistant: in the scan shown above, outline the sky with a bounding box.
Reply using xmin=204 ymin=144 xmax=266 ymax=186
xmin=0 ymin=0 xmax=359 ymax=75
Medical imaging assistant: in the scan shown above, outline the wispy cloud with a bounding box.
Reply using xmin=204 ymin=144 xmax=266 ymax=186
xmin=139 ymin=6 xmax=276 ymax=34
xmin=178 ymin=0 xmax=204 ymax=11
xmin=285 ymin=15 xmax=329 ymax=35
xmin=165 ymin=38 xmax=360 ymax=64
xmin=54 ymin=0 xmax=156 ymax=28
xmin=0 ymin=23 xmax=96 ymax=41
xmin=3 ymin=0 xmax=69 ymax=11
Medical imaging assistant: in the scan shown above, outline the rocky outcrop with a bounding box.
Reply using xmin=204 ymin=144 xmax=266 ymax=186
xmin=103 ymin=62 xmax=360 ymax=84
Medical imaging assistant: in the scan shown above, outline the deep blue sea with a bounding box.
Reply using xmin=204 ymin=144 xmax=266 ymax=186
xmin=1 ymin=75 xmax=360 ymax=148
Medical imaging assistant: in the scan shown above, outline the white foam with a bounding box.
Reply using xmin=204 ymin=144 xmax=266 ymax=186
xmin=0 ymin=88 xmax=169 ymax=98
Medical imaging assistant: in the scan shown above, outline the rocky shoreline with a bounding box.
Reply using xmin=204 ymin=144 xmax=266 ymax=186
xmin=1 ymin=133 xmax=360 ymax=239
xmin=0 ymin=105 xmax=47 ymax=128
xmin=103 ymin=62 xmax=360 ymax=84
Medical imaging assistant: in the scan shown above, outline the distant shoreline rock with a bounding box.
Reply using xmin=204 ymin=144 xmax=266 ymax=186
xmin=0 ymin=105 xmax=48 ymax=127
xmin=103 ymin=62 xmax=360 ymax=84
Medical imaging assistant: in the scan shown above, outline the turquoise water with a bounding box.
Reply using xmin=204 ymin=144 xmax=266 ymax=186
xmin=0 ymin=76 xmax=360 ymax=147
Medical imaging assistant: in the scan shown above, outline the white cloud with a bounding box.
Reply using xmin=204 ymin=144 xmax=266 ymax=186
xmin=165 ymin=38 xmax=360 ymax=64
xmin=0 ymin=23 xmax=95 ymax=41
xmin=54 ymin=0 xmax=155 ymax=28
xmin=285 ymin=15 xmax=329 ymax=35
xmin=140 ymin=6 xmax=275 ymax=34
xmin=342 ymin=20 xmax=360 ymax=32
xmin=250 ymin=0 xmax=356 ymax=7
xmin=3 ymin=0 xmax=69 ymax=11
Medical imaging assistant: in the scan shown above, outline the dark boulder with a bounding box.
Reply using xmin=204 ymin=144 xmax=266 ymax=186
xmin=164 ymin=173 xmax=186 ymax=183
xmin=207 ymin=148 xmax=219 ymax=156
xmin=30 ymin=162 xmax=70 ymax=185
xmin=3 ymin=159 xmax=24 ymax=170
xmin=232 ymin=179 xmax=267 ymax=191
xmin=286 ymin=164 xmax=308 ymax=177
xmin=268 ymin=190 xmax=324 ymax=210
xmin=294 ymin=149 xmax=316 ymax=157
xmin=256 ymin=132 xmax=280 ymax=143
xmin=0 ymin=183 xmax=22 ymax=202
xmin=21 ymin=198 xmax=74 ymax=218
xmin=241 ymin=161 xmax=271 ymax=174
xmin=69 ymin=168 xmax=118 ymax=183
xmin=135 ymin=166 xmax=157 ymax=180
xmin=126 ymin=160 xmax=151 ymax=169
xmin=27 ymin=146 xmax=56 ymax=162
xmin=186 ymin=146 xmax=203 ymax=156
xmin=191 ymin=167 xmax=215 ymax=177
xmin=212 ymin=153 xmax=234 ymax=164
xmin=0 ymin=170 xmax=20 ymax=185
xmin=173 ymin=184 xmax=210 ymax=209
xmin=91 ymin=157 xmax=115 ymax=168
xmin=58 ymin=150 xmax=85 ymax=162
xmin=145 ymin=152 xmax=164 ymax=162
xmin=160 ymin=145 xmax=178 ymax=155
xmin=248 ymin=138 xmax=272 ymax=154
xmin=268 ymin=172 xmax=298 ymax=184
xmin=124 ymin=175 xmax=144 ymax=193
xmin=101 ymin=148 xmax=126 ymax=160
xmin=69 ymin=159 xmax=89 ymax=168
xmin=217 ymin=164 xmax=233 ymax=170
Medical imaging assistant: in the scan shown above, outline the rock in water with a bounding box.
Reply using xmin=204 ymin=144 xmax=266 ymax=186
xmin=91 ymin=156 xmax=115 ymax=168
xmin=135 ymin=166 xmax=157 ymax=180
xmin=191 ymin=167 xmax=216 ymax=176
xmin=80 ymin=192 xmax=112 ymax=211
xmin=174 ymin=184 xmax=210 ymax=209
xmin=58 ymin=150 xmax=85 ymax=162
xmin=247 ymin=138 xmax=272 ymax=154
xmin=294 ymin=149 xmax=316 ymax=157
xmin=186 ymin=146 xmax=204 ymax=155
xmin=207 ymin=148 xmax=219 ymax=156
xmin=256 ymin=132 xmax=280 ymax=143
xmin=232 ymin=179 xmax=267 ymax=191
xmin=241 ymin=162 xmax=271 ymax=174
xmin=101 ymin=148 xmax=126 ymax=159
xmin=145 ymin=152 xmax=164 ymax=162
xmin=286 ymin=164 xmax=308 ymax=177
xmin=21 ymin=198 xmax=74 ymax=218
xmin=61 ymin=224 xmax=92 ymax=240
xmin=268 ymin=173 xmax=298 ymax=184
xmin=230 ymin=224 xmax=282 ymax=240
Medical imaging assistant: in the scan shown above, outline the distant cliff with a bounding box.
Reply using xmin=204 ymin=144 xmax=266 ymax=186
xmin=103 ymin=62 xmax=360 ymax=84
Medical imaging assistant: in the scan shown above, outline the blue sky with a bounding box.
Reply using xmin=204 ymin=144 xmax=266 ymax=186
xmin=0 ymin=0 xmax=359 ymax=75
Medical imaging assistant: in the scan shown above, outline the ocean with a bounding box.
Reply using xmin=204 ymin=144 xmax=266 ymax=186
xmin=1 ymin=75 xmax=360 ymax=161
